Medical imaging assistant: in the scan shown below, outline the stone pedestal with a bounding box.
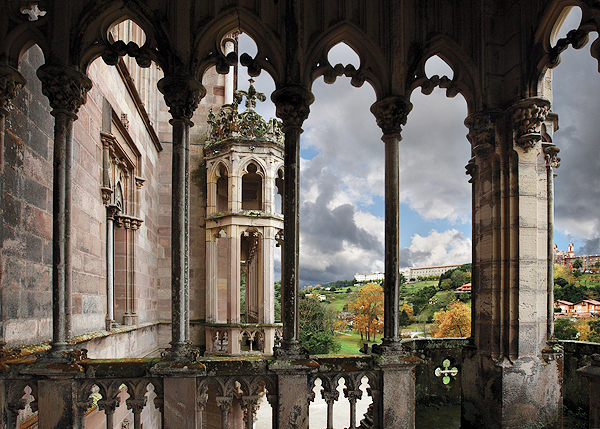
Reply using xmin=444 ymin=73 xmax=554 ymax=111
xmin=37 ymin=379 xmax=81 ymax=429
xmin=270 ymin=359 xmax=316 ymax=429
xmin=577 ymin=353 xmax=600 ymax=429
xmin=462 ymin=351 xmax=563 ymax=429
xmin=163 ymin=377 xmax=198 ymax=429
xmin=376 ymin=352 xmax=421 ymax=429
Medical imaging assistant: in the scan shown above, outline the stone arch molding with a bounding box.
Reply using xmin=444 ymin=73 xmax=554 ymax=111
xmin=75 ymin=4 xmax=169 ymax=74
xmin=192 ymin=8 xmax=284 ymax=85
xmin=206 ymin=161 xmax=230 ymax=185
xmin=238 ymin=156 xmax=267 ymax=179
xmin=531 ymin=0 xmax=600 ymax=95
xmin=305 ymin=22 xmax=388 ymax=99
xmin=407 ymin=34 xmax=480 ymax=112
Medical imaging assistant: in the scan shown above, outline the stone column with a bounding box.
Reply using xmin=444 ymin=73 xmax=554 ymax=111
xmin=370 ymin=95 xmax=412 ymax=351
xmin=158 ymin=75 xmax=205 ymax=360
xmin=37 ymin=65 xmax=92 ymax=357
xmin=462 ymin=99 xmax=563 ymax=429
xmin=271 ymin=85 xmax=314 ymax=357
xmin=0 ymin=65 xmax=26 ymax=174
xmin=106 ymin=205 xmax=120 ymax=329
xmin=544 ymin=142 xmax=560 ymax=339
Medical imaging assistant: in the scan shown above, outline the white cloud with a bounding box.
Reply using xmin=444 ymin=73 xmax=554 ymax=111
xmin=404 ymin=229 xmax=472 ymax=268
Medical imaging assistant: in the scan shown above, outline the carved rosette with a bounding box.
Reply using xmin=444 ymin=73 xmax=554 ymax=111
xmin=510 ymin=97 xmax=551 ymax=151
xmin=157 ymin=76 xmax=205 ymax=120
xmin=543 ymin=144 xmax=561 ymax=169
xmin=0 ymin=65 xmax=26 ymax=115
xmin=36 ymin=65 xmax=92 ymax=117
xmin=370 ymin=95 xmax=413 ymax=137
xmin=271 ymin=85 xmax=315 ymax=131
xmin=464 ymin=110 xmax=501 ymax=159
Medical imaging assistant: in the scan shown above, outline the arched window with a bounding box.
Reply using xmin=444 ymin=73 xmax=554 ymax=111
xmin=242 ymin=163 xmax=262 ymax=210
xmin=216 ymin=165 xmax=228 ymax=212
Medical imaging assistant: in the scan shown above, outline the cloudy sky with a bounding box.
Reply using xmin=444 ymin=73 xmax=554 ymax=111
xmin=237 ymin=8 xmax=600 ymax=287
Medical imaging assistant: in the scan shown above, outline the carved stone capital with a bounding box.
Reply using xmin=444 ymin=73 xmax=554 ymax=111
xmin=370 ymin=96 xmax=412 ymax=137
xmin=157 ymin=76 xmax=205 ymax=120
xmin=216 ymin=396 xmax=232 ymax=411
xmin=126 ymin=397 xmax=147 ymax=415
xmin=464 ymin=109 xmax=501 ymax=158
xmin=97 ymin=397 xmax=121 ymax=415
xmin=271 ymin=85 xmax=314 ymax=131
xmin=321 ymin=389 xmax=339 ymax=404
xmin=106 ymin=204 xmax=120 ymax=219
xmin=510 ymin=97 xmax=551 ymax=151
xmin=543 ymin=143 xmax=561 ymax=169
xmin=36 ymin=65 xmax=92 ymax=117
xmin=135 ymin=176 xmax=145 ymax=188
xmin=0 ymin=65 xmax=26 ymax=115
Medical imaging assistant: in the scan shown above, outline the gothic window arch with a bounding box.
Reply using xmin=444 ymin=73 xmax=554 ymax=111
xmin=241 ymin=161 xmax=263 ymax=211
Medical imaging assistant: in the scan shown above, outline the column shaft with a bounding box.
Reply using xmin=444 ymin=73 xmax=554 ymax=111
xmin=282 ymin=127 xmax=301 ymax=349
xmin=51 ymin=111 xmax=74 ymax=351
xmin=383 ymin=134 xmax=400 ymax=344
xmin=170 ymin=117 xmax=190 ymax=351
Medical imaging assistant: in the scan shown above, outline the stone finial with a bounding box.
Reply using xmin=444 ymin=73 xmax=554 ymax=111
xmin=235 ymin=78 xmax=266 ymax=110
xmin=157 ymin=76 xmax=206 ymax=120
xmin=370 ymin=95 xmax=413 ymax=137
xmin=36 ymin=65 xmax=92 ymax=117
xmin=0 ymin=65 xmax=27 ymax=115
xmin=271 ymin=85 xmax=314 ymax=131
xmin=510 ymin=97 xmax=551 ymax=151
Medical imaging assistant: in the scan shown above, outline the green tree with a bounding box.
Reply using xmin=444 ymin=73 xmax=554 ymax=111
xmin=573 ymin=259 xmax=583 ymax=270
xmin=399 ymin=310 xmax=411 ymax=327
xmin=274 ymin=281 xmax=281 ymax=322
xmin=554 ymin=318 xmax=578 ymax=340
xmin=299 ymin=296 xmax=340 ymax=354
xmin=410 ymin=285 xmax=438 ymax=314
xmin=589 ymin=319 xmax=600 ymax=343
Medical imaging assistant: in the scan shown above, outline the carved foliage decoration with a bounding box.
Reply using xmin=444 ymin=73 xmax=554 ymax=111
xmin=157 ymin=76 xmax=206 ymax=120
xmin=370 ymin=96 xmax=413 ymax=136
xmin=543 ymin=144 xmax=561 ymax=169
xmin=36 ymin=65 xmax=92 ymax=116
xmin=511 ymin=97 xmax=550 ymax=151
xmin=464 ymin=110 xmax=501 ymax=159
xmin=271 ymin=85 xmax=315 ymax=130
xmin=206 ymin=80 xmax=284 ymax=145
xmin=0 ymin=65 xmax=26 ymax=113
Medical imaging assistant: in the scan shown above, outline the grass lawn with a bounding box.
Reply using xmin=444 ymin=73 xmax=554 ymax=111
xmin=335 ymin=331 xmax=380 ymax=354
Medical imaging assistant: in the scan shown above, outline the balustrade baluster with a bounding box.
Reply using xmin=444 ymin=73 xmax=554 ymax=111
xmin=241 ymin=395 xmax=259 ymax=429
xmin=344 ymin=388 xmax=363 ymax=429
xmin=126 ymin=397 xmax=146 ymax=429
xmin=97 ymin=396 xmax=120 ymax=429
xmin=216 ymin=396 xmax=232 ymax=429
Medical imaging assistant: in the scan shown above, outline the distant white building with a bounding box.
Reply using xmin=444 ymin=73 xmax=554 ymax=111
xmin=354 ymin=272 xmax=385 ymax=284
xmin=401 ymin=264 xmax=466 ymax=281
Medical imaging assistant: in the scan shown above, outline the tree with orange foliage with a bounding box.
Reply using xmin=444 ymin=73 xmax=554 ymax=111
xmin=431 ymin=300 xmax=471 ymax=338
xmin=349 ymin=283 xmax=384 ymax=342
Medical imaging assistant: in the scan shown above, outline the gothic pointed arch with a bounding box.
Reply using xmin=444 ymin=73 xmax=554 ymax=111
xmin=407 ymin=34 xmax=480 ymax=112
xmin=192 ymin=9 xmax=284 ymax=85
xmin=531 ymin=0 xmax=598 ymax=96
xmin=207 ymin=160 xmax=230 ymax=185
xmin=3 ymin=26 xmax=50 ymax=68
xmin=305 ymin=22 xmax=388 ymax=99
xmin=73 ymin=3 xmax=169 ymax=73
xmin=237 ymin=156 xmax=267 ymax=179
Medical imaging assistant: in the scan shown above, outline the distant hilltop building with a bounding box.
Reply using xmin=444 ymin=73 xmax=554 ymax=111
xmin=554 ymin=242 xmax=600 ymax=271
xmin=354 ymin=272 xmax=385 ymax=284
xmin=401 ymin=263 xmax=466 ymax=281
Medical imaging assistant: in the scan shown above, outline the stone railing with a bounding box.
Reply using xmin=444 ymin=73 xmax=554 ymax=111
xmin=204 ymin=324 xmax=283 ymax=354
xmin=0 ymin=352 xmax=420 ymax=428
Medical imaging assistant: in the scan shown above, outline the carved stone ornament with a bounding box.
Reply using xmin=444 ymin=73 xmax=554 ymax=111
xmin=464 ymin=110 xmax=501 ymax=158
xmin=510 ymin=97 xmax=551 ymax=151
xmin=465 ymin=157 xmax=476 ymax=183
xmin=0 ymin=65 xmax=27 ymax=115
xmin=543 ymin=144 xmax=561 ymax=169
xmin=157 ymin=76 xmax=205 ymax=120
xmin=370 ymin=95 xmax=413 ymax=137
xmin=20 ymin=3 xmax=46 ymax=21
xmin=36 ymin=65 xmax=92 ymax=117
xmin=206 ymin=80 xmax=284 ymax=145
xmin=271 ymin=85 xmax=315 ymax=130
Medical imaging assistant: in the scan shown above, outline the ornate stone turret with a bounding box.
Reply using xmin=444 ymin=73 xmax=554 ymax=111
xmin=204 ymin=79 xmax=284 ymax=354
